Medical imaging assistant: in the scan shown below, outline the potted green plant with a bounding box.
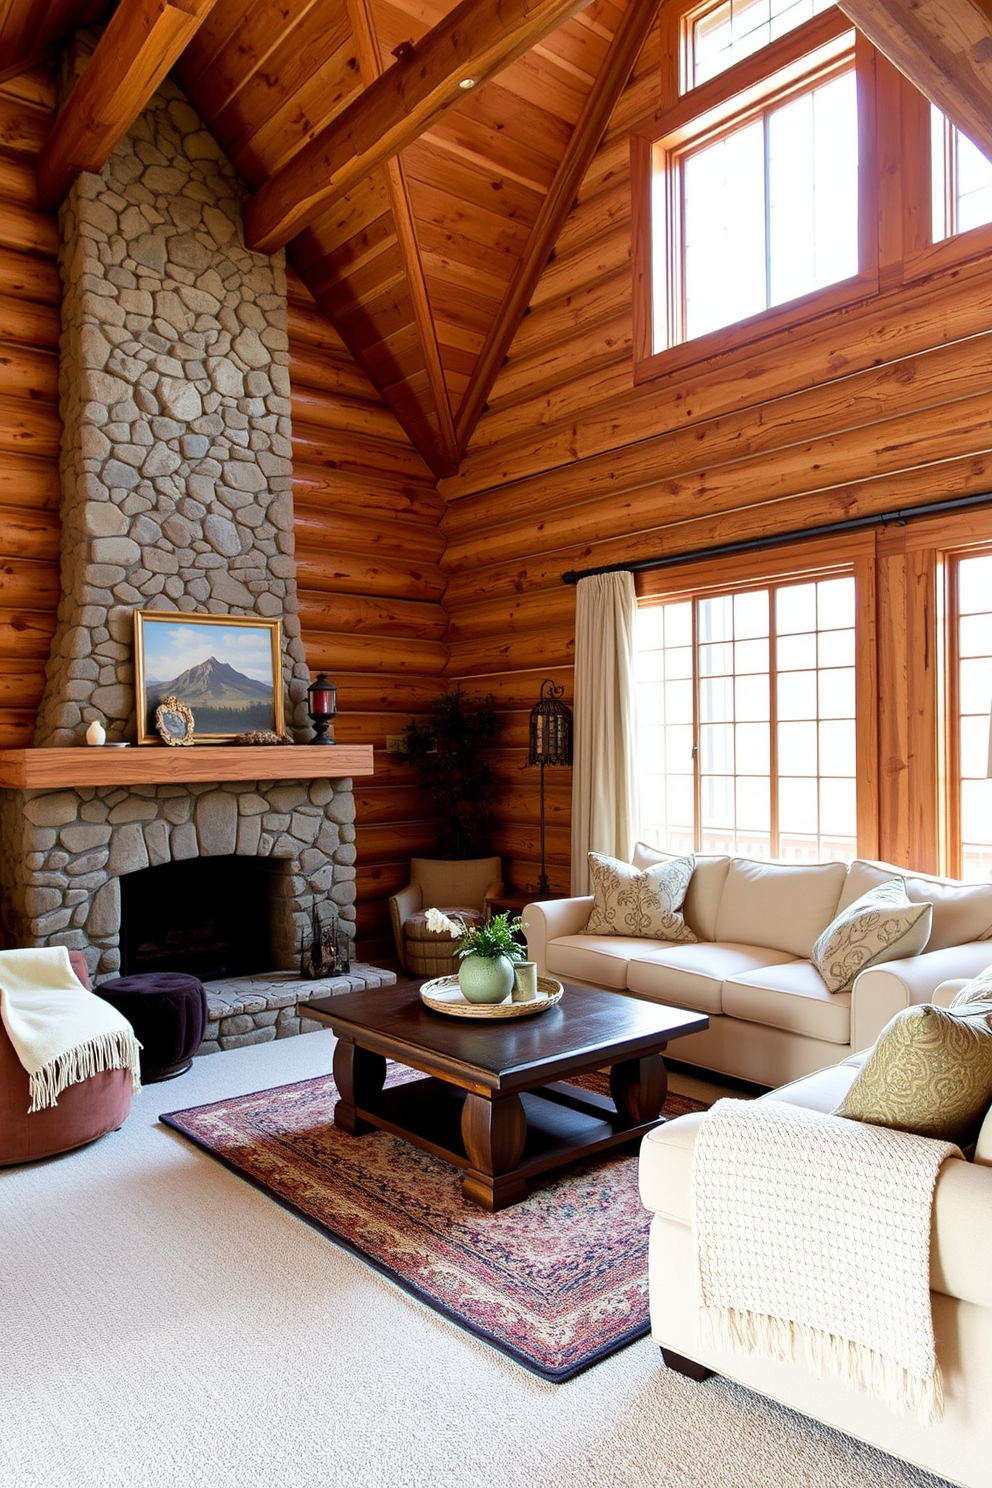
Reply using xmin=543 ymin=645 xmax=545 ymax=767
xmin=425 ymin=908 xmax=525 ymax=1003
xmin=396 ymin=687 xmax=500 ymax=858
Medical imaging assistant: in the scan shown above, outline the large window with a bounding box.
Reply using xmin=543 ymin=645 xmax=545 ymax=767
xmin=675 ymin=66 xmax=858 ymax=343
xmin=634 ymin=1 xmax=992 ymax=381
xmin=637 ymin=573 xmax=858 ymax=861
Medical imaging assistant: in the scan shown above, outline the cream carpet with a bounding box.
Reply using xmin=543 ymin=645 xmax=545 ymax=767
xmin=0 ymin=1031 xmax=953 ymax=1488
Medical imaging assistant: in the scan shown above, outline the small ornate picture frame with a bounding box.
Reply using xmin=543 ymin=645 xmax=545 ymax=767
xmin=155 ymin=695 xmax=195 ymax=747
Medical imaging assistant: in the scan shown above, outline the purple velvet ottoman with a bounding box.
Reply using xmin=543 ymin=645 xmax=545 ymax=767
xmin=95 ymin=972 xmax=208 ymax=1081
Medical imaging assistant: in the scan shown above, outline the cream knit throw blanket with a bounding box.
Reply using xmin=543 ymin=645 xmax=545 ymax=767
xmin=692 ymin=1098 xmax=960 ymax=1424
xmin=0 ymin=946 xmax=142 ymax=1112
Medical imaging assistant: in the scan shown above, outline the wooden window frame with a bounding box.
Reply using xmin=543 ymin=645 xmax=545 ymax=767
xmin=632 ymin=2 xmax=992 ymax=387
xmin=635 ymin=532 xmax=878 ymax=860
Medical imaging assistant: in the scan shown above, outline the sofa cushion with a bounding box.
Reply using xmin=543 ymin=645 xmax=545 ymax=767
xmin=632 ymin=842 xmax=730 ymax=941
xmin=713 ymin=857 xmax=847 ymax=958
xmin=811 ymin=879 xmax=932 ymax=992
xmin=836 ymin=1001 xmax=992 ymax=1143
xmin=722 ymin=960 xmax=852 ymax=1044
xmin=584 ymin=851 xmax=697 ymax=943
xmin=951 ymin=965 xmax=992 ymax=1007
xmin=626 ymin=942 xmax=798 ymax=1015
xmin=839 ymin=859 xmax=992 ymax=952
xmin=545 ymin=935 xmax=645 ymax=989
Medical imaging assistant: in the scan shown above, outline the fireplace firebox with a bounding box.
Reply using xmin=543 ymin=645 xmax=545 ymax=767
xmin=120 ymin=857 xmax=279 ymax=981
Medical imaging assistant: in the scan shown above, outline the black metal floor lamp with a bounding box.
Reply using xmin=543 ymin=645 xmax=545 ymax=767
xmin=528 ymin=679 xmax=573 ymax=895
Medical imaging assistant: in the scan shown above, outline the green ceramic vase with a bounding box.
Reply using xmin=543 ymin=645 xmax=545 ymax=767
xmin=457 ymin=953 xmax=515 ymax=1004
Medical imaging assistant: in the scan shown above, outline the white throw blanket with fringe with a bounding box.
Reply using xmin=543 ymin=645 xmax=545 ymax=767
xmin=692 ymin=1097 xmax=960 ymax=1424
xmin=0 ymin=946 xmax=141 ymax=1112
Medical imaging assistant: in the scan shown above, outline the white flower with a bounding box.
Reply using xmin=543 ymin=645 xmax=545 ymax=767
xmin=424 ymin=907 xmax=464 ymax=938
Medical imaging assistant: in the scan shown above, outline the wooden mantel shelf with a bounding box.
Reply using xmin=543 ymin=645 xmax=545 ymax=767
xmin=0 ymin=745 xmax=375 ymax=790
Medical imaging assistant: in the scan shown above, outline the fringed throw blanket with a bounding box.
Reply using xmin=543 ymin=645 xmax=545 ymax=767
xmin=692 ymin=1097 xmax=960 ymax=1424
xmin=0 ymin=946 xmax=141 ymax=1112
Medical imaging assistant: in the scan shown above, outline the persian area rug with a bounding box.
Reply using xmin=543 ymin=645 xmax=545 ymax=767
xmin=161 ymin=1070 xmax=706 ymax=1381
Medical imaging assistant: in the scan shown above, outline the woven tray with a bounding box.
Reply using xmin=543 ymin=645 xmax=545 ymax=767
xmin=419 ymin=974 xmax=564 ymax=1019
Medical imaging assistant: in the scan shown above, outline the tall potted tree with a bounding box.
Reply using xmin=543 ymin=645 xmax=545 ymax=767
xmin=396 ymin=687 xmax=501 ymax=858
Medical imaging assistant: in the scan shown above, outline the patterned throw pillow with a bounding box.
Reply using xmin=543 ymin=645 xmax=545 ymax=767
xmin=951 ymin=964 xmax=992 ymax=1008
xmin=811 ymin=878 xmax=932 ymax=993
xmin=836 ymin=1001 xmax=992 ymax=1143
xmin=584 ymin=851 xmax=697 ymax=943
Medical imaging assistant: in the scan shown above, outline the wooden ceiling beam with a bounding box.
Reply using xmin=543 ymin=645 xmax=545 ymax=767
xmin=837 ymin=0 xmax=992 ymax=162
xmin=343 ymin=0 xmax=458 ymax=477
xmin=35 ymin=0 xmax=220 ymax=212
xmin=243 ymin=0 xmax=595 ymax=255
xmin=453 ymin=0 xmax=664 ymax=455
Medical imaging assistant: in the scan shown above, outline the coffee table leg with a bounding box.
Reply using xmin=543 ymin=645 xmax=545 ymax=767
xmin=610 ymin=1052 xmax=668 ymax=1127
xmin=460 ymin=1093 xmax=528 ymax=1211
xmin=333 ymin=1037 xmax=387 ymax=1135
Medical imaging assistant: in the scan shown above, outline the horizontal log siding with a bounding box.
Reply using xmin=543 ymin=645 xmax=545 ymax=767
xmin=0 ymin=70 xmax=60 ymax=750
xmin=440 ymin=40 xmax=992 ymax=891
xmin=288 ymin=272 xmax=446 ymax=960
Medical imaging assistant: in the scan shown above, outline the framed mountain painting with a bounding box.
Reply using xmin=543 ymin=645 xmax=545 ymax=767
xmin=133 ymin=612 xmax=284 ymax=744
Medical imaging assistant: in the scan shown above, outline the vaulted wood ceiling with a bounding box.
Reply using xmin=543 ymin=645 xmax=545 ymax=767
xmin=4 ymin=0 xmax=992 ymax=478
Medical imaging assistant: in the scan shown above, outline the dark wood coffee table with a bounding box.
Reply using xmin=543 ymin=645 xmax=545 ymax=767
xmin=299 ymin=980 xmax=708 ymax=1211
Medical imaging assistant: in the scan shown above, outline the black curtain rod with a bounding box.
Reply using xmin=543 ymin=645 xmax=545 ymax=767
xmin=560 ymin=490 xmax=992 ymax=586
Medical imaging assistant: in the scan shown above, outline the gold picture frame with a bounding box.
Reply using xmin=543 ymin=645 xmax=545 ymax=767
xmin=134 ymin=612 xmax=284 ymax=745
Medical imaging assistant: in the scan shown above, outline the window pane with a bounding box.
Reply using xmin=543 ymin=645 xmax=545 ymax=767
xmin=735 ymin=673 xmax=770 ymax=720
xmin=700 ymin=675 xmax=734 ymax=721
xmin=778 ymin=720 xmax=817 ymax=774
xmin=959 ymin=714 xmax=990 ymax=780
xmin=819 ymin=718 xmax=855 ymax=770
xmin=736 ymin=776 xmax=771 ymax=831
xmin=959 ymin=658 xmax=992 ymax=716
xmin=665 ymin=601 xmax=693 ymax=646
xmin=734 ymin=589 xmax=769 ymax=639
xmin=816 ymin=575 xmax=855 ymax=628
xmin=665 ymin=645 xmax=694 ymax=679
xmin=698 ymin=594 xmax=734 ymax=642
xmin=959 ymin=554 xmax=992 ymax=614
xmin=777 ymin=631 xmax=816 ymax=671
xmin=818 ymin=667 xmax=856 ymax=719
xmin=683 ymin=122 xmax=766 ymax=339
xmin=819 ymin=776 xmax=857 ymax=837
xmin=777 ymin=582 xmax=817 ymax=634
xmin=779 ymin=776 xmax=818 ymax=833
xmin=736 ymin=721 xmax=770 ymax=774
xmin=699 ymin=641 xmax=734 ymax=676
xmin=931 ymin=107 xmax=992 ymax=243
xmin=817 ymin=627 xmax=855 ymax=667
xmin=735 ymin=637 xmax=769 ymax=673
xmin=778 ymin=669 xmax=817 ymax=719
xmin=767 ymin=72 xmax=859 ymax=308
xmin=689 ymin=0 xmax=833 ymax=89
xmin=701 ymin=722 xmax=734 ymax=772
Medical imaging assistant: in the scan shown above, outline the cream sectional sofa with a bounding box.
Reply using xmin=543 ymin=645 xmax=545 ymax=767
xmin=638 ymin=982 xmax=992 ymax=1488
xmin=525 ymin=847 xmax=992 ymax=1088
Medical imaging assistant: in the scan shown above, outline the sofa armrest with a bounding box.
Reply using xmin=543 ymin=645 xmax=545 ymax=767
xmin=640 ymin=1109 xmax=992 ymax=1308
xmin=933 ymin=978 xmax=970 ymax=1007
xmin=524 ymin=897 xmax=594 ymax=974
xmin=850 ymin=942 xmax=992 ymax=1052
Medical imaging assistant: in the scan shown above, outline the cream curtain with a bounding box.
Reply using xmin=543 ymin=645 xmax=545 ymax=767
xmin=570 ymin=571 xmax=639 ymax=895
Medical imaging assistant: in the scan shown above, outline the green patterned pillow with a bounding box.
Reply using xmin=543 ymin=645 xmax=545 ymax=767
xmin=812 ymin=878 xmax=932 ymax=992
xmin=836 ymin=1001 xmax=992 ymax=1143
xmin=584 ymin=851 xmax=697 ymax=943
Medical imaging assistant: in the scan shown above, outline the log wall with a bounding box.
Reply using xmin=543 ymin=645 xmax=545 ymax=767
xmin=0 ymin=69 xmax=60 ymax=750
xmin=438 ymin=35 xmax=992 ymax=891
xmin=287 ymin=269 xmax=448 ymax=960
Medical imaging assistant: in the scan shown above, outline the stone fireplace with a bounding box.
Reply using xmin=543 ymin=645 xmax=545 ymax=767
xmin=0 ymin=62 xmax=368 ymax=999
